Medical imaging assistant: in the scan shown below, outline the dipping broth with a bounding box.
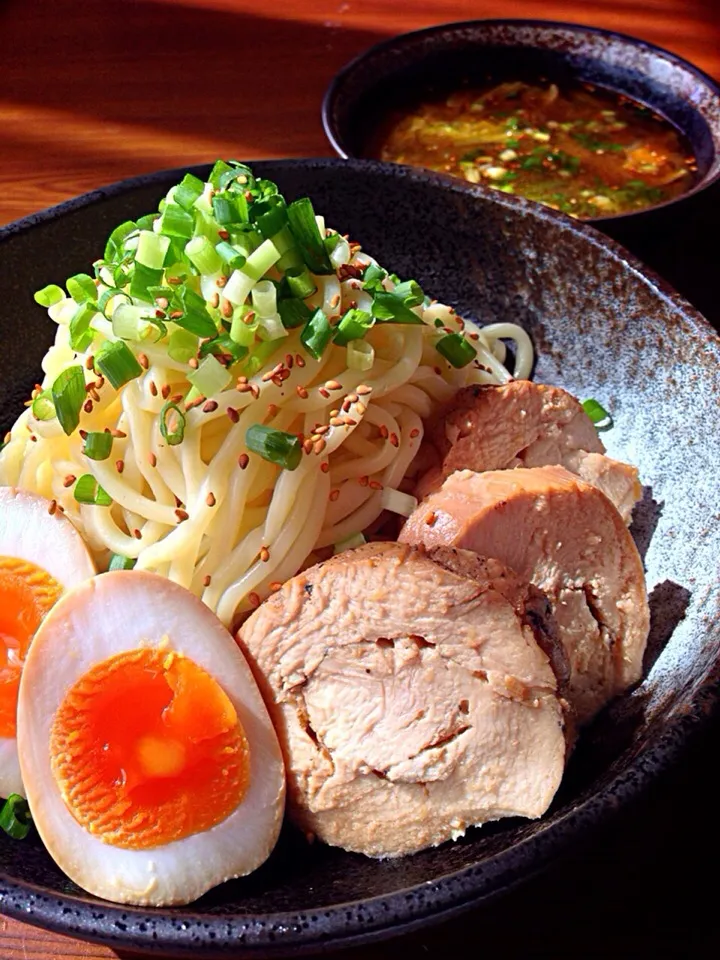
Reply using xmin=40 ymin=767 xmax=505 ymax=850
xmin=373 ymin=81 xmax=698 ymax=217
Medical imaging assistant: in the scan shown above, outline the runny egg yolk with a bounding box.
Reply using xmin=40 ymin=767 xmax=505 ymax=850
xmin=50 ymin=648 xmax=251 ymax=850
xmin=0 ymin=556 xmax=63 ymax=738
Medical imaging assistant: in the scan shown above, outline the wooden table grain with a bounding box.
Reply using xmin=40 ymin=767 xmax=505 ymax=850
xmin=1 ymin=0 xmax=719 ymax=958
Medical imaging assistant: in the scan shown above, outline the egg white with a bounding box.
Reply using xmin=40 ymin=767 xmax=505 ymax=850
xmin=0 ymin=486 xmax=95 ymax=798
xmin=17 ymin=570 xmax=286 ymax=906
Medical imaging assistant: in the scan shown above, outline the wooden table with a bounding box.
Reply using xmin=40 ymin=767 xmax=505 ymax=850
xmin=1 ymin=0 xmax=719 ymax=957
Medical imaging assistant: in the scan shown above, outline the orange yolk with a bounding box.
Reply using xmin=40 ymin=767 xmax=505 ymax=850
xmin=50 ymin=648 xmax=250 ymax=850
xmin=0 ymin=556 xmax=63 ymax=738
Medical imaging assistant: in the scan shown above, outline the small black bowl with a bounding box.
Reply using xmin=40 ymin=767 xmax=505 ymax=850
xmin=322 ymin=20 xmax=720 ymax=321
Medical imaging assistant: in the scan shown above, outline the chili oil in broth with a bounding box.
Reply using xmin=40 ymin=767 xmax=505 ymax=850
xmin=373 ymin=81 xmax=697 ymax=218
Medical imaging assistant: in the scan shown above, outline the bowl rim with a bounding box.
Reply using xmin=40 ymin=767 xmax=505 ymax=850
xmin=1 ymin=157 xmax=719 ymax=957
xmin=321 ymin=17 xmax=720 ymax=221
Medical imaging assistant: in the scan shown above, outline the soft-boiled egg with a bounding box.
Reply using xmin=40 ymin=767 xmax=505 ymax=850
xmin=17 ymin=570 xmax=285 ymax=906
xmin=0 ymin=486 xmax=95 ymax=798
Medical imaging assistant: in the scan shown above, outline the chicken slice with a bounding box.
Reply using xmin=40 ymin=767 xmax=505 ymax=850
xmin=401 ymin=466 xmax=649 ymax=724
xmin=238 ymin=542 xmax=569 ymax=858
xmin=415 ymin=381 xmax=641 ymax=523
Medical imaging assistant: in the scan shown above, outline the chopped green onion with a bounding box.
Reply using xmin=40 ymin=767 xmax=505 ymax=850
xmin=108 ymin=553 xmax=136 ymax=571
xmin=582 ymin=398 xmax=614 ymax=430
xmin=199 ymin=334 xmax=248 ymax=364
xmin=135 ymin=230 xmax=170 ymax=269
xmin=94 ymin=340 xmax=143 ymax=389
xmin=31 ymin=390 xmax=56 ymax=422
xmin=285 ymin=264 xmax=317 ymax=299
xmin=257 ymin=315 xmax=287 ymax=342
xmin=251 ymin=280 xmax=277 ymax=318
xmin=392 ymin=279 xmax=424 ymax=307
xmin=372 ymin=291 xmax=424 ymax=325
xmin=167 ymin=328 xmax=199 ymax=363
xmin=0 ymin=794 xmax=32 ymax=840
xmin=334 ymin=308 xmax=373 ymax=346
xmin=333 ymin=532 xmax=367 ymax=554
xmin=347 ymin=339 xmax=375 ymax=371
xmin=208 ymin=160 xmax=235 ymax=189
xmin=158 ymin=203 xmax=195 ymax=240
xmin=213 ymin=192 xmax=249 ymax=225
xmin=74 ymin=474 xmax=113 ymax=506
xmin=136 ymin=213 xmax=159 ymax=231
xmin=66 ymin=273 xmax=97 ymax=304
xmin=435 ymin=332 xmax=477 ymax=368
xmin=215 ymin=241 xmax=246 ymax=272
xmin=278 ymin=297 xmax=311 ymax=329
xmin=171 ymin=287 xmax=218 ymax=338
xmin=188 ymin=354 xmax=232 ymax=396
xmin=230 ymin=311 xmax=259 ymax=346
xmin=98 ymin=287 xmax=131 ymax=319
xmin=104 ymin=221 xmax=137 ymax=263
xmin=173 ymin=173 xmax=205 ymax=211
xmin=160 ymin=400 xmax=186 ymax=446
xmin=229 ymin=226 xmax=261 ymax=257
xmin=34 ymin=283 xmax=65 ymax=307
xmin=112 ymin=302 xmax=155 ymax=341
xmin=362 ymin=263 xmax=387 ymax=292
xmin=286 ymin=197 xmax=334 ymax=275
xmin=51 ymin=365 xmax=86 ymax=435
xmin=300 ymin=308 xmax=333 ymax=360
xmin=224 ymin=269 xmax=254 ymax=306
xmin=68 ymin=301 xmax=98 ymax=352
xmin=245 ymin=424 xmax=302 ymax=471
xmin=380 ymin=486 xmax=418 ymax=517
xmin=130 ymin=261 xmax=164 ymax=301
xmin=84 ymin=431 xmax=113 ymax=461
xmin=185 ymin=236 xmax=222 ymax=275
xmin=242 ymin=238 xmax=282 ymax=281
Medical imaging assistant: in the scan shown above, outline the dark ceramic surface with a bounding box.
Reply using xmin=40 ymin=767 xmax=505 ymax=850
xmin=0 ymin=159 xmax=719 ymax=956
xmin=322 ymin=19 xmax=720 ymax=323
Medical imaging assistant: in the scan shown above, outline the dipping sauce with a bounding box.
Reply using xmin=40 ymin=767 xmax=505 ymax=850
xmin=373 ymin=81 xmax=697 ymax=217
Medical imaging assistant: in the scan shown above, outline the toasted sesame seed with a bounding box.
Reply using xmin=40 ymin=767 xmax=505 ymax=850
xmin=85 ymin=355 xmax=95 ymax=370
xmin=138 ymin=353 xmax=149 ymax=370
xmin=329 ymin=489 xmax=340 ymax=502
xmin=343 ymin=417 xmax=358 ymax=426
xmin=47 ymin=499 xmax=57 ymax=516
xmin=320 ymin=461 xmax=330 ymax=473
xmin=237 ymin=383 xmax=252 ymax=394
xmin=227 ymin=407 xmax=239 ymax=423
xmin=237 ymin=375 xmax=248 ymax=385
xmin=110 ymin=429 xmax=127 ymax=438
xmin=161 ymin=384 xmax=171 ymax=400
xmin=148 ymin=452 xmax=157 ymax=468
xmin=356 ymin=402 xmax=366 ymax=415
xmin=221 ymin=298 xmax=233 ymax=319
xmin=203 ymin=400 xmax=219 ymax=413
xmin=295 ymin=354 xmax=305 ymax=367
xmin=285 ymin=354 xmax=294 ymax=369
xmin=356 ymin=384 xmax=372 ymax=395
xmin=296 ymin=385 xmax=309 ymax=399
xmin=188 ymin=358 xmax=199 ymax=369
xmin=358 ymin=475 xmax=369 ymax=486
xmin=133 ymin=528 xmax=142 ymax=540
xmin=329 ymin=417 xmax=344 ymax=427
xmin=175 ymin=508 xmax=189 ymax=522
xmin=63 ymin=474 xmax=76 ymax=488
xmin=79 ymin=429 xmax=88 ymax=440
xmin=269 ymin=581 xmax=282 ymax=592
xmin=248 ymin=591 xmax=261 ymax=608
xmin=266 ymin=403 xmax=279 ymax=419
xmin=209 ymin=292 xmax=220 ymax=309
xmin=242 ymin=310 xmax=256 ymax=325
xmin=29 ymin=435 xmax=37 ymax=442
xmin=329 ymin=408 xmax=340 ymax=418
xmin=314 ymin=424 xmax=330 ymax=435
xmin=425 ymin=511 xmax=437 ymax=526
xmin=313 ymin=438 xmax=327 ymax=455
xmin=171 ymin=393 xmax=184 ymax=404
xmin=379 ymin=425 xmax=389 ymax=439
xmin=83 ymin=399 xmax=93 ymax=414
xmin=115 ymin=459 xmax=124 ymax=473
xmin=369 ymin=480 xmax=383 ymax=490
xmin=319 ymin=388 xmax=330 ymax=399
xmin=250 ymin=384 xmax=260 ymax=400
xmin=302 ymin=438 xmax=314 ymax=455
xmin=409 ymin=428 xmax=420 ymax=438
xmin=149 ymin=380 xmax=158 ymax=397
xmin=346 ymin=393 xmax=358 ymax=404
xmin=325 ymin=379 xmax=342 ymax=391
xmin=238 ymin=453 xmax=250 ymax=469
xmin=216 ymin=275 xmax=228 ymax=287
xmin=206 ymin=492 xmax=216 ymax=507
xmin=203 ymin=575 xmax=212 ymax=588
xmin=260 ymin=546 xmax=270 ymax=563
xmin=389 ymin=432 xmax=399 ymax=447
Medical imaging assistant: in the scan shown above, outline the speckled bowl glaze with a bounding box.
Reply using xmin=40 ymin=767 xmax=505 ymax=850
xmin=1 ymin=159 xmax=719 ymax=957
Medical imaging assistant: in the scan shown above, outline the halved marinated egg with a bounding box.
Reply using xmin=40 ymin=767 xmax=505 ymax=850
xmin=17 ymin=570 xmax=285 ymax=906
xmin=0 ymin=486 xmax=95 ymax=798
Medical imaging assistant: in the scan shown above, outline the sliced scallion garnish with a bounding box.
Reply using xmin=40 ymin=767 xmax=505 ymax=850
xmin=582 ymin=398 xmax=614 ymax=430
xmin=215 ymin=240 xmax=246 ymax=272
xmin=158 ymin=203 xmax=195 ymax=240
xmin=392 ymin=279 xmax=424 ymax=307
xmin=278 ymin=297 xmax=311 ymax=329
xmin=74 ymin=474 xmax=113 ymax=506
xmin=68 ymin=301 xmax=98 ymax=352
xmin=108 ymin=553 xmax=136 ymax=571
xmin=84 ymin=431 xmax=113 ymax=461
xmin=51 ymin=365 xmax=86 ymax=436
xmin=173 ymin=173 xmax=205 ymax=211
xmin=171 ymin=287 xmax=218 ymax=338
xmin=286 ymin=197 xmax=333 ymax=275
xmin=334 ymin=308 xmax=373 ymax=346
xmin=199 ymin=334 xmax=248 ymax=364
xmin=372 ymin=291 xmax=424 ymax=325
xmin=347 ymin=339 xmax=374 ymax=371
xmin=362 ymin=263 xmax=387 ymax=292
xmin=0 ymin=794 xmax=32 ymax=840
xmin=33 ymin=283 xmax=65 ymax=307
xmin=300 ymin=308 xmax=333 ymax=360
xmin=104 ymin=220 xmax=138 ymax=263
xmin=31 ymin=390 xmax=56 ymax=422
xmin=285 ymin=264 xmax=317 ymax=299
xmin=167 ymin=328 xmax=199 ymax=364
xmin=187 ymin=354 xmax=232 ymax=396
xmin=184 ymin=236 xmax=222 ymax=276
xmin=246 ymin=424 xmax=302 ymax=471
xmin=160 ymin=400 xmax=186 ymax=446
xmin=66 ymin=273 xmax=97 ymax=304
xmin=94 ymin=340 xmax=143 ymax=390
xmin=435 ymin=332 xmax=476 ymax=368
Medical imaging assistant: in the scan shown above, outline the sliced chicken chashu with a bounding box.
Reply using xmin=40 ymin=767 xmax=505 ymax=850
xmin=238 ymin=542 xmax=569 ymax=859
xmin=415 ymin=381 xmax=641 ymax=523
xmin=401 ymin=466 xmax=649 ymax=724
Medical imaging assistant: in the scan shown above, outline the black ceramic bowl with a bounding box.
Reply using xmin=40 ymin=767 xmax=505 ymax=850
xmin=323 ymin=20 xmax=720 ymax=323
xmin=1 ymin=159 xmax=720 ymax=957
